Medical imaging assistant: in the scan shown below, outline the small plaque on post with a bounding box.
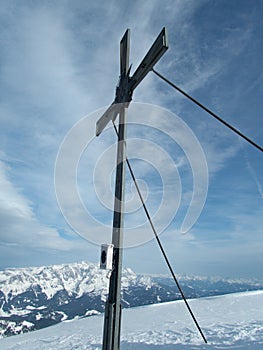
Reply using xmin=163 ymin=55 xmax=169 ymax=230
xmin=100 ymin=244 xmax=114 ymax=270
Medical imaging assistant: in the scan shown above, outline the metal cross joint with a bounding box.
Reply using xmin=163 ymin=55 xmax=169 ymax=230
xmin=96 ymin=27 xmax=168 ymax=138
xmin=114 ymin=73 xmax=133 ymax=104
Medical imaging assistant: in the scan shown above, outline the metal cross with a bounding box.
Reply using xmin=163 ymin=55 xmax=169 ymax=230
xmin=96 ymin=28 xmax=168 ymax=350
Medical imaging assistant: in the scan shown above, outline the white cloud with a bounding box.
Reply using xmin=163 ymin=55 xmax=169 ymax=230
xmin=0 ymin=161 xmax=33 ymax=220
xmin=0 ymin=159 xmax=90 ymax=258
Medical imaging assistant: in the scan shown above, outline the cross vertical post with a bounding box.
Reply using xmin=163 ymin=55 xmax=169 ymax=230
xmin=102 ymin=106 xmax=127 ymax=350
xmin=102 ymin=30 xmax=130 ymax=350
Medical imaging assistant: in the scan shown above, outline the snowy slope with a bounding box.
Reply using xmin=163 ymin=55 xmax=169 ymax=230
xmin=0 ymin=262 xmax=157 ymax=337
xmin=1 ymin=261 xmax=263 ymax=338
xmin=2 ymin=261 xmax=260 ymax=338
xmin=0 ymin=290 xmax=262 ymax=349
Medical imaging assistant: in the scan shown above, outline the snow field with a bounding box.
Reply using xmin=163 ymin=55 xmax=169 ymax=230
xmin=0 ymin=290 xmax=262 ymax=349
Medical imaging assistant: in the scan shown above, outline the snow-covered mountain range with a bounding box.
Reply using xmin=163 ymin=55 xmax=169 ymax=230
xmin=1 ymin=290 xmax=263 ymax=349
xmin=1 ymin=261 xmax=262 ymax=338
xmin=0 ymin=262 xmax=154 ymax=337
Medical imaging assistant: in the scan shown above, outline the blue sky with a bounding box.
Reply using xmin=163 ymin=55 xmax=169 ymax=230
xmin=0 ymin=0 xmax=262 ymax=279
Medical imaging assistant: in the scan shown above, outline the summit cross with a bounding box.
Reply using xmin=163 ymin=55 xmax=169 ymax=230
xmin=96 ymin=28 xmax=168 ymax=350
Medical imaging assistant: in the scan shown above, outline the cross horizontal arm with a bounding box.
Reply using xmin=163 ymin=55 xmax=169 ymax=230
xmin=96 ymin=104 xmax=121 ymax=136
xmin=129 ymin=27 xmax=168 ymax=91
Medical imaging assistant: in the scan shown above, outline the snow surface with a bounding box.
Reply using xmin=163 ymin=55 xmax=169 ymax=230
xmin=1 ymin=290 xmax=263 ymax=349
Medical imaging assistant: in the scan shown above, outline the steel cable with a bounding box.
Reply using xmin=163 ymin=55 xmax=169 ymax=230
xmin=152 ymin=68 xmax=263 ymax=153
xmin=112 ymin=121 xmax=208 ymax=344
